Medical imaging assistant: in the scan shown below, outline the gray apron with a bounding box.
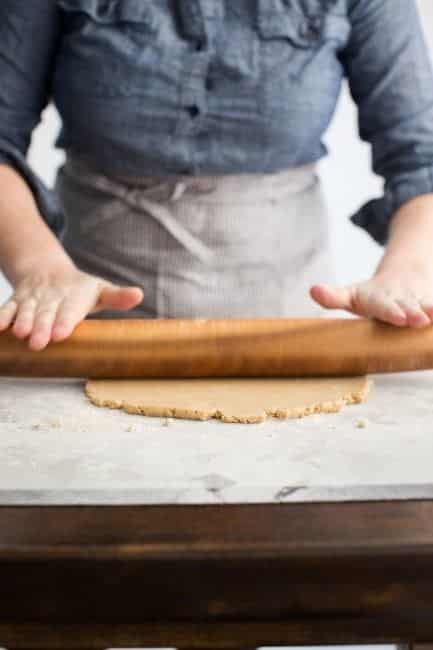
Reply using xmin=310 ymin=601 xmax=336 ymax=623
xmin=56 ymin=157 xmax=335 ymax=319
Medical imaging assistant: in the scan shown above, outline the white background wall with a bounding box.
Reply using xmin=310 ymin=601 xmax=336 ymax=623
xmin=0 ymin=0 xmax=432 ymax=302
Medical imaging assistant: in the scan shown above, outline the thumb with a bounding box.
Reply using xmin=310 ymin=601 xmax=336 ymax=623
xmin=310 ymin=284 xmax=355 ymax=311
xmin=95 ymin=284 xmax=144 ymax=313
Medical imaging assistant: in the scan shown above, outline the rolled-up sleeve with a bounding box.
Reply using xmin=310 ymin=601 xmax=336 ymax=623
xmin=342 ymin=0 xmax=433 ymax=245
xmin=0 ymin=2 xmax=63 ymax=235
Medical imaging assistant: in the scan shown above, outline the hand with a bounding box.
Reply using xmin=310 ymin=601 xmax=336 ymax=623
xmin=310 ymin=266 xmax=433 ymax=328
xmin=0 ymin=262 xmax=144 ymax=350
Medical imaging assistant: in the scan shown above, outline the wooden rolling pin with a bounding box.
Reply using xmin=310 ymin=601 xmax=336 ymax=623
xmin=1 ymin=317 xmax=433 ymax=378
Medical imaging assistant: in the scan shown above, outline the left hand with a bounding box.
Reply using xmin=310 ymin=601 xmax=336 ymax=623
xmin=310 ymin=267 xmax=433 ymax=328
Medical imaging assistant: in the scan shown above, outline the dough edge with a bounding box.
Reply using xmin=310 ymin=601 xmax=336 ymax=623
xmin=85 ymin=377 xmax=372 ymax=424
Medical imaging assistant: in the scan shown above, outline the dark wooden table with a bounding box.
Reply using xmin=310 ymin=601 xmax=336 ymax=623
xmin=1 ymin=500 xmax=433 ymax=650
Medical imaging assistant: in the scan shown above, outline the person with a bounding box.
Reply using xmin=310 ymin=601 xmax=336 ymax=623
xmin=1 ymin=0 xmax=433 ymax=352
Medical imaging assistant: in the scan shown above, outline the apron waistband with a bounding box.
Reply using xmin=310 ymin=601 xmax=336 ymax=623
xmin=64 ymin=156 xmax=319 ymax=204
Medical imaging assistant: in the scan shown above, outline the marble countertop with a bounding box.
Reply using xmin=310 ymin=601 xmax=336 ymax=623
xmin=0 ymin=371 xmax=432 ymax=505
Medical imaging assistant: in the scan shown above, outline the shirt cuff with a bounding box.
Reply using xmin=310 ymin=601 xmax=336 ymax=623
xmin=350 ymin=166 xmax=433 ymax=245
xmin=0 ymin=138 xmax=65 ymax=238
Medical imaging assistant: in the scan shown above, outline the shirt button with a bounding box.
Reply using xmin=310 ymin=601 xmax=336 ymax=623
xmin=187 ymin=105 xmax=200 ymax=118
xmin=300 ymin=18 xmax=322 ymax=42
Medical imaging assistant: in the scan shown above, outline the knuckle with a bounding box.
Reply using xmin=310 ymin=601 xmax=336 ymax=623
xmin=25 ymin=297 xmax=40 ymax=309
xmin=18 ymin=302 xmax=38 ymax=315
xmin=36 ymin=308 xmax=57 ymax=321
xmin=404 ymin=289 xmax=417 ymax=302
xmin=55 ymin=318 xmax=72 ymax=328
xmin=13 ymin=290 xmax=28 ymax=302
xmin=16 ymin=309 xmax=33 ymax=321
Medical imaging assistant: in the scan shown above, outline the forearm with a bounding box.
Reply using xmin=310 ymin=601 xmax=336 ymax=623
xmin=376 ymin=194 xmax=433 ymax=276
xmin=0 ymin=164 xmax=74 ymax=286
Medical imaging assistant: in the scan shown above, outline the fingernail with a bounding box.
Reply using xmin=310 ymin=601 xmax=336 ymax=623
xmin=52 ymin=326 xmax=70 ymax=340
xmin=29 ymin=337 xmax=48 ymax=351
xmin=13 ymin=328 xmax=29 ymax=339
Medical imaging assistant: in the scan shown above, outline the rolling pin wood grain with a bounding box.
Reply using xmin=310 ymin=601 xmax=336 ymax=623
xmin=1 ymin=318 xmax=433 ymax=378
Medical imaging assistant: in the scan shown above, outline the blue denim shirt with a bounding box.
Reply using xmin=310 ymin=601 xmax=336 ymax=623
xmin=1 ymin=0 xmax=433 ymax=244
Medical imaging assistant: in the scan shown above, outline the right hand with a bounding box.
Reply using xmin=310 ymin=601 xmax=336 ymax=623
xmin=0 ymin=262 xmax=144 ymax=350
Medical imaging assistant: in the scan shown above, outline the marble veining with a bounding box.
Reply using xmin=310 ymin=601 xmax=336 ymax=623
xmin=0 ymin=372 xmax=432 ymax=504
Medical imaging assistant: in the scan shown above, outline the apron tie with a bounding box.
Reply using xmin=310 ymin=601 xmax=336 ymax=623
xmin=128 ymin=189 xmax=215 ymax=264
xmin=69 ymin=169 xmax=216 ymax=264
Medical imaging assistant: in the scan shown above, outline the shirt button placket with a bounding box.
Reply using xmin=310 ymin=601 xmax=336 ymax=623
xmin=180 ymin=54 xmax=209 ymax=129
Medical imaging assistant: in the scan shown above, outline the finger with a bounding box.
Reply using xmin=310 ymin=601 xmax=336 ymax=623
xmin=0 ymin=299 xmax=18 ymax=332
xmin=420 ymin=301 xmax=433 ymax=323
xmin=12 ymin=299 xmax=38 ymax=339
xmin=94 ymin=285 xmax=143 ymax=313
xmin=28 ymin=304 xmax=60 ymax=351
xmin=362 ymin=293 xmax=407 ymax=327
xmin=395 ymin=296 xmax=430 ymax=328
xmin=310 ymin=284 xmax=355 ymax=312
xmin=51 ymin=298 xmax=92 ymax=342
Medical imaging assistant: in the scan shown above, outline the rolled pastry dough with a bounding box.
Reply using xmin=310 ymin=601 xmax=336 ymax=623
xmin=85 ymin=376 xmax=371 ymax=424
